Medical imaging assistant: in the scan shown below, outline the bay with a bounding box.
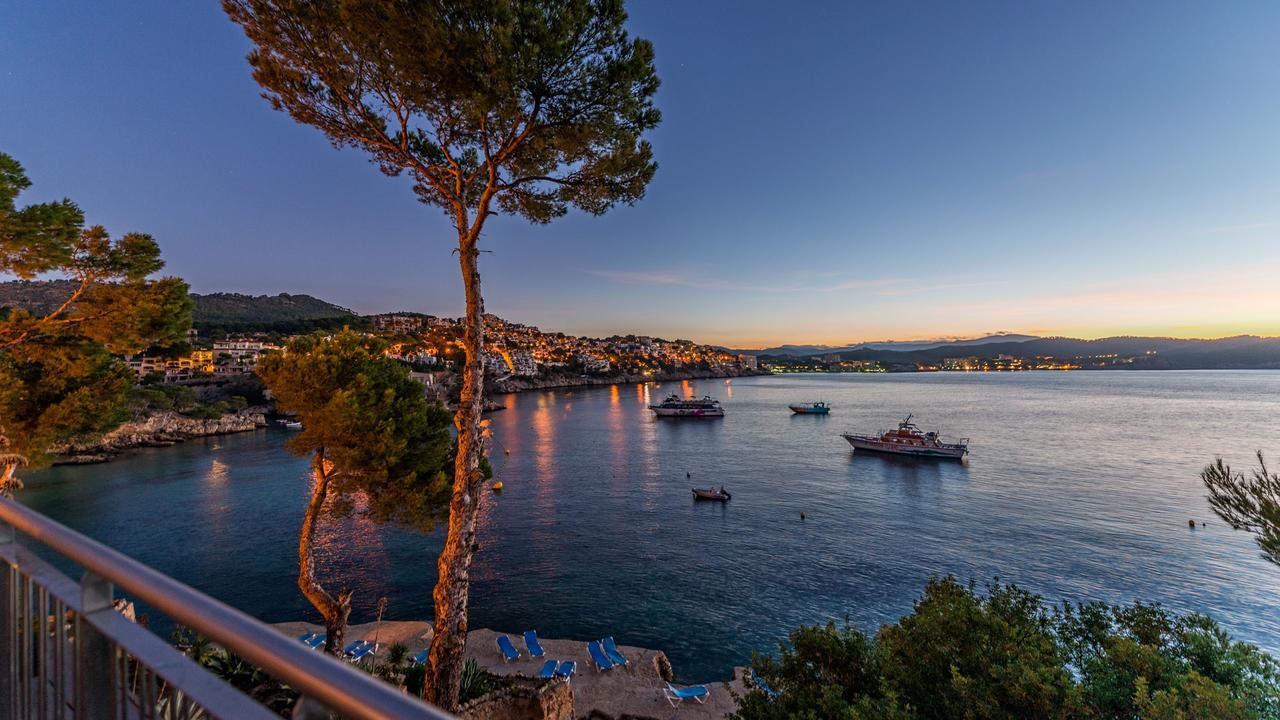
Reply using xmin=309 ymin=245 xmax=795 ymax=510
xmin=22 ymin=371 xmax=1280 ymax=681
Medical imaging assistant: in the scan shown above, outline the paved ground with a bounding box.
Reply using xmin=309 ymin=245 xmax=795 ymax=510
xmin=273 ymin=622 xmax=743 ymax=719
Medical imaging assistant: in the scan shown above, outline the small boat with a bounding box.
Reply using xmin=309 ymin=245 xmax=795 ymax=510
xmin=280 ymin=419 xmax=303 ymax=429
xmin=649 ymin=394 xmax=725 ymax=417
xmin=789 ymin=401 xmax=830 ymax=414
xmin=692 ymin=487 xmax=731 ymax=501
xmin=841 ymin=414 xmax=968 ymax=459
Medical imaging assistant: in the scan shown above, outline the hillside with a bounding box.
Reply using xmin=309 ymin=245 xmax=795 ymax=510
xmin=739 ymin=333 xmax=1040 ymax=356
xmin=0 ymin=279 xmax=83 ymax=315
xmin=822 ymin=335 xmax=1280 ymax=370
xmin=190 ymin=292 xmax=356 ymax=325
xmin=0 ymin=281 xmax=359 ymax=332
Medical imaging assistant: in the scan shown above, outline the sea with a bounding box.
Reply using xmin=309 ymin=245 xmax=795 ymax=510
xmin=22 ymin=371 xmax=1280 ymax=681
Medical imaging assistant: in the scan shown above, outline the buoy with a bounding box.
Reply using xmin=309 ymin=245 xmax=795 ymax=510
xmin=504 ymin=449 xmax=510 ymax=455
xmin=1188 ymin=519 xmax=1195 ymax=528
xmin=493 ymin=481 xmax=504 ymax=492
xmin=800 ymin=512 xmax=806 ymax=520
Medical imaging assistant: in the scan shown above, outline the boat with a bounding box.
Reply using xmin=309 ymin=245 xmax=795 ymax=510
xmin=281 ymin=419 xmax=303 ymax=429
xmin=841 ymin=414 xmax=968 ymax=459
xmin=649 ymin=394 xmax=725 ymax=417
xmin=692 ymin=486 xmax=731 ymax=501
xmin=789 ymin=401 xmax=831 ymax=414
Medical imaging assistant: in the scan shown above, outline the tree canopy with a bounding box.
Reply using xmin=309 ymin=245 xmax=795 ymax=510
xmin=735 ymin=577 xmax=1280 ymax=720
xmin=0 ymin=151 xmax=191 ymax=492
xmin=223 ymin=0 xmax=659 ymax=225
xmin=257 ymin=330 xmax=456 ymax=527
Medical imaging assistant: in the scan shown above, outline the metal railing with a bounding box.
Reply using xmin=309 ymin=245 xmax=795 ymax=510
xmin=0 ymin=495 xmax=455 ymax=720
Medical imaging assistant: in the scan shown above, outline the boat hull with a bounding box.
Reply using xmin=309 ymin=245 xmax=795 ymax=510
xmin=692 ymin=488 xmax=731 ymax=501
xmin=842 ymin=434 xmax=967 ymax=459
xmin=789 ymin=405 xmax=830 ymax=414
xmin=650 ymin=407 xmax=725 ymax=417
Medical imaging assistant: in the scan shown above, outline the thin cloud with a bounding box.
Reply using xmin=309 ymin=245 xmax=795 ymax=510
xmin=587 ymin=269 xmax=905 ymax=294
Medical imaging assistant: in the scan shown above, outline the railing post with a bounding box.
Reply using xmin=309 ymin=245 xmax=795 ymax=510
xmin=77 ymin=571 xmax=116 ymax=720
xmin=1 ymin=520 xmax=15 ymax=720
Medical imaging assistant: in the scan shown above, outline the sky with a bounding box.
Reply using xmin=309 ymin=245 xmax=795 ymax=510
xmin=2 ymin=1 xmax=1279 ymax=348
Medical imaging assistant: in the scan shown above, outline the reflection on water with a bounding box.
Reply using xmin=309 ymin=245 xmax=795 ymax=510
xmin=19 ymin=371 xmax=1280 ymax=682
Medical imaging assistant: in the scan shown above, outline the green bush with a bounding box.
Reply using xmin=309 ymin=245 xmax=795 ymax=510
xmin=735 ymin=577 xmax=1280 ymax=720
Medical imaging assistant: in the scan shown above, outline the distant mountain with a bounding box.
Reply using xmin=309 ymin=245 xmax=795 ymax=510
xmin=191 ymin=292 xmax=357 ymax=326
xmin=1 ymin=281 xmax=359 ymax=332
xmin=739 ymin=333 xmax=1039 ymax=356
xmin=735 ymin=344 xmax=840 ymax=357
xmin=829 ymin=335 xmax=1280 ymax=370
xmin=0 ymin=279 xmax=83 ymax=316
xmin=848 ymin=333 xmax=1040 ymax=353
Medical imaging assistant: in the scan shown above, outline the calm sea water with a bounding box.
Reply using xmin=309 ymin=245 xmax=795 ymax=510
xmin=21 ymin=371 xmax=1280 ymax=681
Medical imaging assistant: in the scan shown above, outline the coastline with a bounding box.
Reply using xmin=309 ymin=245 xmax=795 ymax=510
xmin=51 ymin=368 xmax=767 ymax=464
xmin=490 ymin=366 xmax=769 ymax=396
xmin=55 ymin=409 xmax=269 ymax=465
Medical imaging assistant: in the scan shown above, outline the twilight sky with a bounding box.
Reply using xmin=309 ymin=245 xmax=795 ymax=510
xmin=3 ymin=1 xmax=1278 ymax=347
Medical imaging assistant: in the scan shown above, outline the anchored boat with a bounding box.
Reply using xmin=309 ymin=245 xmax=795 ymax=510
xmin=649 ymin=394 xmax=725 ymax=417
xmin=842 ymin=414 xmax=968 ymax=459
xmin=692 ymin=486 xmax=731 ymax=501
xmin=789 ymin=401 xmax=830 ymax=414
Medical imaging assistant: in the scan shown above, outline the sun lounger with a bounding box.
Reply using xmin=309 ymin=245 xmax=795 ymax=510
xmin=587 ymin=640 xmax=613 ymax=671
xmin=602 ymin=636 xmax=628 ymax=667
xmin=555 ymin=660 xmax=577 ymax=682
xmin=496 ymin=634 xmax=521 ymax=662
xmin=537 ymin=659 xmax=558 ymax=679
xmin=410 ymin=648 xmax=431 ymax=665
xmin=752 ymin=671 xmax=779 ymax=699
xmin=298 ymin=631 xmax=316 ymax=645
xmin=347 ymin=640 xmax=377 ymax=662
xmin=341 ymin=640 xmax=366 ymax=656
xmin=664 ymin=682 xmax=709 ymax=707
xmin=524 ymin=630 xmax=545 ymax=658
xmin=300 ymin=632 xmax=326 ymax=649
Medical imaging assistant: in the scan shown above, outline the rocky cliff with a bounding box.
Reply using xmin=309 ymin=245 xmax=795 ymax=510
xmin=56 ymin=410 xmax=268 ymax=464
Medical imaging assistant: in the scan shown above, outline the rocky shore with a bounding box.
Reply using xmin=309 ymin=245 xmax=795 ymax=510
xmin=491 ymin=366 xmax=768 ymax=395
xmin=55 ymin=409 xmax=269 ymax=464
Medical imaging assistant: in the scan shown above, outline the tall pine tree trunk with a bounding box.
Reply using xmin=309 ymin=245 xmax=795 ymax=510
xmin=426 ymin=233 xmax=488 ymax=709
xmin=298 ymin=453 xmax=351 ymax=655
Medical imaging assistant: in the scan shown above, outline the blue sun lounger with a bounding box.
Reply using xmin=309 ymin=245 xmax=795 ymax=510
xmin=555 ymin=660 xmax=577 ymax=682
xmin=752 ymin=671 xmax=779 ymax=699
xmin=524 ymin=630 xmax=545 ymax=658
xmin=346 ymin=640 xmax=377 ymax=662
xmin=410 ymin=648 xmax=431 ymax=665
xmin=664 ymin=682 xmax=709 ymax=707
xmin=602 ymin=636 xmax=628 ymax=667
xmin=341 ymin=640 xmax=366 ymax=656
xmin=299 ymin=632 xmax=326 ymax=649
xmin=537 ymin=659 xmax=558 ymax=679
xmin=496 ymin=635 xmax=521 ymax=662
xmin=586 ymin=640 xmax=613 ymax=671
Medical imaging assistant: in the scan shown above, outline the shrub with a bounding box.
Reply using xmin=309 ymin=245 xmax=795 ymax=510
xmin=735 ymin=577 xmax=1280 ymax=720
